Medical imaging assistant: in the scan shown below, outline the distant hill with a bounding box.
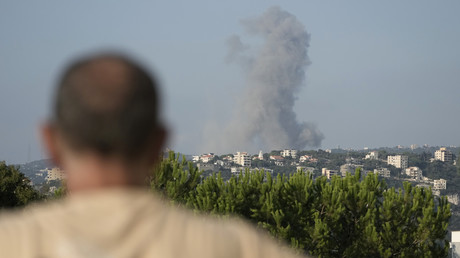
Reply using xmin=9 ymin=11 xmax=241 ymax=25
xmin=326 ymin=146 xmax=459 ymax=155
xmin=14 ymin=159 xmax=53 ymax=185
xmin=11 ymin=155 xmax=196 ymax=186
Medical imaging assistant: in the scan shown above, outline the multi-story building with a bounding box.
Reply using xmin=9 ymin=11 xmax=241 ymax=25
xmin=200 ymin=153 xmax=215 ymax=163
xmin=447 ymin=194 xmax=459 ymax=205
xmin=43 ymin=167 xmax=65 ymax=181
xmin=365 ymin=151 xmax=379 ymax=160
xmin=269 ymin=155 xmax=285 ymax=166
xmin=374 ymin=168 xmax=391 ymax=178
xmin=233 ymin=152 xmax=251 ymax=167
xmin=322 ymin=168 xmax=340 ymax=179
xmin=434 ymin=147 xmax=453 ymax=162
xmin=281 ymin=149 xmax=297 ymax=159
xmin=405 ymin=166 xmax=422 ymax=180
xmin=433 ymin=179 xmax=447 ymax=190
xmin=452 ymin=231 xmax=460 ymax=258
xmin=387 ymin=155 xmax=408 ymax=169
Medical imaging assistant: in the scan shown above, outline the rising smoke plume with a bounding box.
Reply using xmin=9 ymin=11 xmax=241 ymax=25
xmin=206 ymin=6 xmax=323 ymax=153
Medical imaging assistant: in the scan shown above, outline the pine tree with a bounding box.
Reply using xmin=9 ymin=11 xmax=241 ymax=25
xmin=151 ymin=152 xmax=451 ymax=257
xmin=150 ymin=151 xmax=201 ymax=204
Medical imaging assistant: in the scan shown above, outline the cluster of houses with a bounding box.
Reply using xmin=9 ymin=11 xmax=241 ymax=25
xmin=192 ymin=147 xmax=454 ymax=183
xmin=323 ymin=147 xmax=456 ymax=204
xmin=192 ymin=149 xmax=319 ymax=175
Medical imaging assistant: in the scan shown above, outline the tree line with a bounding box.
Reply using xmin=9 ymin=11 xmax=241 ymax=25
xmin=152 ymin=152 xmax=451 ymax=257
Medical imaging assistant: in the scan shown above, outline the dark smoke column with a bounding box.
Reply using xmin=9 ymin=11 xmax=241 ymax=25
xmin=222 ymin=6 xmax=324 ymax=152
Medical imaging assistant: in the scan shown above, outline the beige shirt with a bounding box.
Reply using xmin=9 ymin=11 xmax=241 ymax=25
xmin=0 ymin=188 xmax=306 ymax=258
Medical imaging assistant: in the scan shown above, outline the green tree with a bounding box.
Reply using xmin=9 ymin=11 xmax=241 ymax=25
xmin=151 ymin=153 xmax=451 ymax=257
xmin=377 ymin=182 xmax=450 ymax=257
xmin=150 ymin=151 xmax=201 ymax=204
xmin=0 ymin=161 xmax=42 ymax=208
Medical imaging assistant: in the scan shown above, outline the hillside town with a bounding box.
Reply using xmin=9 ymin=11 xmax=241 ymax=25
xmin=190 ymin=146 xmax=459 ymax=206
xmin=19 ymin=145 xmax=460 ymax=205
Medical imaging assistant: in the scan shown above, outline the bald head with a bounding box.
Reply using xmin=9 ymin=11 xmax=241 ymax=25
xmin=53 ymin=53 xmax=162 ymax=160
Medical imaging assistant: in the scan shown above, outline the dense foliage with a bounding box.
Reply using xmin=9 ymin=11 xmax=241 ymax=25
xmin=0 ymin=161 xmax=41 ymax=208
xmin=152 ymin=152 xmax=451 ymax=257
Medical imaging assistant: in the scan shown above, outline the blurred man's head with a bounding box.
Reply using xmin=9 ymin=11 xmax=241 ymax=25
xmin=42 ymin=53 xmax=166 ymax=190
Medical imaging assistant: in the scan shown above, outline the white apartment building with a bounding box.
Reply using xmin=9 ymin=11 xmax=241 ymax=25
xmin=200 ymin=154 xmax=215 ymax=163
xmin=322 ymin=168 xmax=340 ymax=179
xmin=433 ymin=178 xmax=447 ymax=190
xmin=365 ymin=151 xmax=379 ymax=160
xmin=43 ymin=167 xmax=65 ymax=181
xmin=405 ymin=166 xmax=422 ymax=180
xmin=233 ymin=152 xmax=251 ymax=167
xmin=374 ymin=168 xmax=391 ymax=178
xmin=192 ymin=154 xmax=215 ymax=163
xmin=452 ymin=231 xmax=460 ymax=257
xmin=448 ymin=194 xmax=459 ymax=205
xmin=387 ymin=155 xmax=408 ymax=169
xmin=281 ymin=149 xmax=297 ymax=158
xmin=434 ymin=147 xmax=453 ymax=162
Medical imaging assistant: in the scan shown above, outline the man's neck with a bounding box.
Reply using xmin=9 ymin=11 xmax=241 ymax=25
xmin=62 ymin=153 xmax=150 ymax=194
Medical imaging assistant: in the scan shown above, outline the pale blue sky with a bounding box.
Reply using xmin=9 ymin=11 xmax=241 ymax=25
xmin=1 ymin=1 xmax=460 ymax=164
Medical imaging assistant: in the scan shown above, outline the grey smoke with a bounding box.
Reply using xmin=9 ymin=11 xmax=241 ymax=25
xmin=208 ymin=6 xmax=324 ymax=152
xmin=225 ymin=35 xmax=248 ymax=64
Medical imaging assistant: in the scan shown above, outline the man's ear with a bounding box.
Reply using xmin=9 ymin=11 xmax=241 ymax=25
xmin=40 ymin=122 xmax=62 ymax=167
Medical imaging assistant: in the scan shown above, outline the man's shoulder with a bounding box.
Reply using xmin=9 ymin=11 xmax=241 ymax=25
xmin=0 ymin=199 xmax=63 ymax=225
xmin=0 ymin=189 xmax=308 ymax=258
xmin=164 ymin=207 xmax=305 ymax=258
xmin=0 ymin=200 xmax=70 ymax=257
